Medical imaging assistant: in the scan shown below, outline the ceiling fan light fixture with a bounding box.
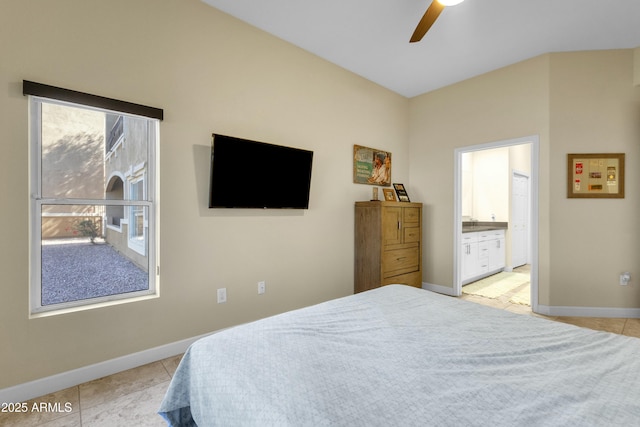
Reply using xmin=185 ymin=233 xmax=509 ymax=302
xmin=410 ymin=0 xmax=464 ymax=43
xmin=437 ymin=0 xmax=464 ymax=6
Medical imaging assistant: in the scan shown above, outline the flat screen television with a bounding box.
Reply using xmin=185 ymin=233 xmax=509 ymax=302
xmin=209 ymin=134 xmax=314 ymax=209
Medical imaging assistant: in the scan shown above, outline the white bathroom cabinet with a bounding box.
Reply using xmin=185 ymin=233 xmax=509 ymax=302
xmin=461 ymin=229 xmax=505 ymax=284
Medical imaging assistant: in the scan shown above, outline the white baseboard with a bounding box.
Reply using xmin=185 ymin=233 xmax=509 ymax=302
xmin=0 ymin=332 xmax=212 ymax=404
xmin=536 ymin=304 xmax=640 ymax=318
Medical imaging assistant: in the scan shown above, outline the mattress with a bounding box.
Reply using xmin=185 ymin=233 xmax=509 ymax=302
xmin=159 ymin=285 xmax=640 ymax=426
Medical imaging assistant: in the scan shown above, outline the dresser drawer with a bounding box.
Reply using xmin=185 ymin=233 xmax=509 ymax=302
xmin=383 ymin=247 xmax=419 ymax=278
xmin=478 ymin=241 xmax=489 ymax=259
xmin=404 ymin=226 xmax=420 ymax=244
xmin=403 ymin=207 xmax=421 ymax=224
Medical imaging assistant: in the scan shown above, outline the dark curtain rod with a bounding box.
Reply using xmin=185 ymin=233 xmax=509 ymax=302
xmin=23 ymin=80 xmax=163 ymax=121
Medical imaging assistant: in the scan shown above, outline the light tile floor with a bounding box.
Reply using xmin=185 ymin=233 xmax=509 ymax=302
xmin=4 ymin=282 xmax=640 ymax=426
xmin=0 ymin=355 xmax=182 ymax=427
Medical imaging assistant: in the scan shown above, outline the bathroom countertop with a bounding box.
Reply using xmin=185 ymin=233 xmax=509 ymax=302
xmin=462 ymin=221 xmax=508 ymax=233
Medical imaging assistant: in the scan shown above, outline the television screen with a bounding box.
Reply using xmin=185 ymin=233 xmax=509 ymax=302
xmin=209 ymin=134 xmax=314 ymax=209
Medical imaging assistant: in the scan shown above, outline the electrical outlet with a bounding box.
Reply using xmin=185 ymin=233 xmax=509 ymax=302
xmin=620 ymin=272 xmax=631 ymax=286
xmin=217 ymin=288 xmax=227 ymax=303
xmin=258 ymin=281 xmax=266 ymax=295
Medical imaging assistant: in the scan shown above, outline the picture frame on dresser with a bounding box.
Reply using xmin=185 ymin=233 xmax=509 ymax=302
xmin=383 ymin=188 xmax=396 ymax=201
xmin=393 ymin=183 xmax=410 ymax=202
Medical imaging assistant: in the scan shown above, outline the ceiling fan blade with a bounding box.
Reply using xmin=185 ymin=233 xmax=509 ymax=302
xmin=410 ymin=1 xmax=445 ymax=43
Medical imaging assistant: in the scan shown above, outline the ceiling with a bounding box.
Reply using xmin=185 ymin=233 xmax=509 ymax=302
xmin=201 ymin=0 xmax=640 ymax=98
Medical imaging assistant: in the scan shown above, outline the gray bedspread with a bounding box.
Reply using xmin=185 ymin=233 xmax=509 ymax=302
xmin=159 ymin=285 xmax=640 ymax=426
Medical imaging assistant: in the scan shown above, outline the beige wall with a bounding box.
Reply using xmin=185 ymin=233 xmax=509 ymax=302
xmin=409 ymin=55 xmax=552 ymax=298
xmin=0 ymin=0 xmax=409 ymax=388
xmin=409 ymin=50 xmax=640 ymax=310
xmin=548 ymin=50 xmax=640 ymax=307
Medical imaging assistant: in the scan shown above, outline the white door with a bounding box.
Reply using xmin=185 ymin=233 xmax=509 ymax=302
xmin=511 ymin=172 xmax=529 ymax=267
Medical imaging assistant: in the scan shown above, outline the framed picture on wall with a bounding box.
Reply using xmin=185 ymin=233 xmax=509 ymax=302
xmin=567 ymin=153 xmax=624 ymax=198
xmin=353 ymin=145 xmax=392 ymax=186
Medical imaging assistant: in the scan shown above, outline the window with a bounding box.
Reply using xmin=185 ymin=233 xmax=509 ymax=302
xmin=25 ymin=81 xmax=162 ymax=315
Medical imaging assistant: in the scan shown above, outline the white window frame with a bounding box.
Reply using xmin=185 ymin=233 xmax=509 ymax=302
xmin=28 ymin=96 xmax=160 ymax=316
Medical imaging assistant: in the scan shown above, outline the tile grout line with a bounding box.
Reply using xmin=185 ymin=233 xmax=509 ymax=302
xmin=75 ymin=385 xmax=81 ymax=427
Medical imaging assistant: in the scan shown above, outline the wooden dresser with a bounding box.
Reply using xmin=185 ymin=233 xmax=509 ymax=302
xmin=354 ymin=201 xmax=422 ymax=293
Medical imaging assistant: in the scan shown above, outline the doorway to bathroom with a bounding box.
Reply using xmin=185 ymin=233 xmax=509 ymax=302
xmin=453 ymin=135 xmax=539 ymax=313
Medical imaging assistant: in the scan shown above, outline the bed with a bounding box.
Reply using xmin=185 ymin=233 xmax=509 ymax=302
xmin=159 ymin=285 xmax=640 ymax=426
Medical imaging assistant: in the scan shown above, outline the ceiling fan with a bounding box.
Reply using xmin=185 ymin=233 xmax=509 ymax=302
xmin=410 ymin=0 xmax=465 ymax=43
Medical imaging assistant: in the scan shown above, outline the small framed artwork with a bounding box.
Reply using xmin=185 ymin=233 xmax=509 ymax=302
xmin=567 ymin=153 xmax=624 ymax=198
xmin=383 ymin=188 xmax=396 ymax=201
xmin=353 ymin=145 xmax=392 ymax=186
xmin=393 ymin=183 xmax=410 ymax=202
